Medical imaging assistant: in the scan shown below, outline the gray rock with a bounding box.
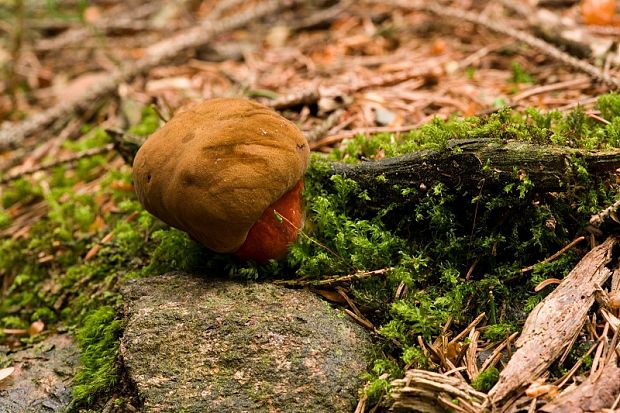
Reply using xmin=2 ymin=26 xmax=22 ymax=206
xmin=121 ymin=272 xmax=373 ymax=413
xmin=0 ymin=334 xmax=79 ymax=413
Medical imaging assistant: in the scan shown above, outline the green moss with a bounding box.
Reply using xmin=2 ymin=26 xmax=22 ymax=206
xmin=362 ymin=358 xmax=401 ymax=404
xmin=72 ymin=306 xmax=123 ymax=405
xmin=128 ymin=106 xmax=161 ymax=136
xmin=471 ymin=367 xmax=499 ymax=391
xmin=482 ymin=323 xmax=517 ymax=341
xmin=510 ymin=61 xmax=534 ymax=85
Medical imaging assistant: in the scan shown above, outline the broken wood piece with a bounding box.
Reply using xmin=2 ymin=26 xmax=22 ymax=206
xmin=390 ymin=369 xmax=488 ymax=413
xmin=487 ymin=236 xmax=618 ymax=405
xmin=540 ymin=342 xmax=620 ymax=412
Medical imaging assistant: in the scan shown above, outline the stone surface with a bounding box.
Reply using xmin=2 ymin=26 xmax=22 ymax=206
xmin=0 ymin=334 xmax=79 ymax=413
xmin=121 ymin=272 xmax=373 ymax=413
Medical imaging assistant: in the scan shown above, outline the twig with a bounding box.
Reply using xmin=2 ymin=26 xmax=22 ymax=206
xmin=554 ymin=332 xmax=599 ymax=387
xmin=590 ymin=199 xmax=620 ymax=227
xmin=449 ymin=312 xmax=486 ymax=346
xmin=512 ymin=77 xmax=591 ymax=103
xmin=0 ymin=143 xmax=115 ymax=184
xmin=267 ymin=88 xmax=321 ymax=110
xmin=587 ymin=112 xmax=611 ymax=125
xmin=345 ymin=57 xmax=449 ymax=94
xmin=369 ymin=0 xmax=620 ymax=90
xmin=290 ymin=0 xmax=350 ymax=31
xmin=310 ymin=122 xmax=427 ymax=150
xmin=304 ymin=109 xmax=345 ymax=143
xmin=272 ymin=267 xmax=393 ymax=288
xmin=520 ymin=236 xmax=585 ymax=273
xmin=0 ymin=0 xmax=297 ymax=150
xmin=480 ymin=332 xmax=519 ymax=373
xmin=208 ymin=0 xmax=248 ymax=19
xmin=344 ymin=308 xmax=375 ymax=330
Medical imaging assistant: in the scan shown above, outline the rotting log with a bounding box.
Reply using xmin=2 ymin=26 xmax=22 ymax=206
xmin=487 ymin=236 xmax=619 ymax=406
xmin=328 ymin=139 xmax=620 ymax=207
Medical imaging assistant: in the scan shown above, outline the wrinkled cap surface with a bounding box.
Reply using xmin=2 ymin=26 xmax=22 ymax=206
xmin=132 ymin=98 xmax=310 ymax=253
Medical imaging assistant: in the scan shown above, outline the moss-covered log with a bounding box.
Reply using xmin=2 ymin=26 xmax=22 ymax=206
xmin=328 ymin=139 xmax=620 ymax=205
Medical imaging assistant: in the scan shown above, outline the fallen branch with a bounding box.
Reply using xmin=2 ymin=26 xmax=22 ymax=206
xmin=487 ymin=236 xmax=618 ymax=405
xmin=328 ymin=139 xmax=620 ymax=208
xmin=0 ymin=0 xmax=296 ymax=151
xmin=267 ymin=88 xmax=321 ymax=110
xmin=590 ymin=199 xmax=620 ymax=227
xmin=35 ymin=2 xmax=162 ymax=51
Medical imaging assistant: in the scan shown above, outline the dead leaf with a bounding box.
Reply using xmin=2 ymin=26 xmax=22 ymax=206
xmin=84 ymin=231 xmax=115 ymax=261
xmin=314 ymin=289 xmax=348 ymax=304
xmin=446 ymin=341 xmax=462 ymax=363
xmin=0 ymin=367 xmax=14 ymax=383
xmin=582 ymin=0 xmax=616 ymax=25
xmin=525 ymin=380 xmax=559 ymax=399
xmin=431 ymin=38 xmax=447 ymax=55
xmin=266 ymin=26 xmax=290 ymax=48
xmin=110 ymin=180 xmax=134 ymax=192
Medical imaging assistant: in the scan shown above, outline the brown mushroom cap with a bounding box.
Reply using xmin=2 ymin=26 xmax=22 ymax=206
xmin=132 ymin=98 xmax=310 ymax=253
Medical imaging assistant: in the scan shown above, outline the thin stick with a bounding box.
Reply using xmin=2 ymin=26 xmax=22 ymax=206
xmin=590 ymin=199 xmax=620 ymax=227
xmin=449 ymin=313 xmax=486 ymax=346
xmin=512 ymin=77 xmax=591 ymax=103
xmin=0 ymin=143 xmax=115 ymax=184
xmin=273 ymin=267 xmax=393 ymax=288
xmin=520 ymin=236 xmax=585 ymax=273
xmin=345 ymin=308 xmax=375 ymax=330
xmin=480 ymin=332 xmax=519 ymax=373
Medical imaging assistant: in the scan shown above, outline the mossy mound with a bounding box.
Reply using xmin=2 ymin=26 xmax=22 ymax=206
xmin=2 ymin=94 xmax=620 ymax=408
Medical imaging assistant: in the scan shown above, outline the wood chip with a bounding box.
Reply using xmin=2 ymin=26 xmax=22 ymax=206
xmin=488 ymin=236 xmax=618 ymax=404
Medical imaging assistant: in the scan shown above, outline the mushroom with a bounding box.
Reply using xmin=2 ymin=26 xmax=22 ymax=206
xmin=132 ymin=98 xmax=310 ymax=263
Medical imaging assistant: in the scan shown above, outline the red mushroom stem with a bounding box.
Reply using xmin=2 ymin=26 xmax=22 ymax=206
xmin=234 ymin=180 xmax=305 ymax=264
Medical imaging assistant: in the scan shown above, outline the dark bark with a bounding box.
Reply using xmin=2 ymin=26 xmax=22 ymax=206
xmin=327 ymin=139 xmax=620 ymax=206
